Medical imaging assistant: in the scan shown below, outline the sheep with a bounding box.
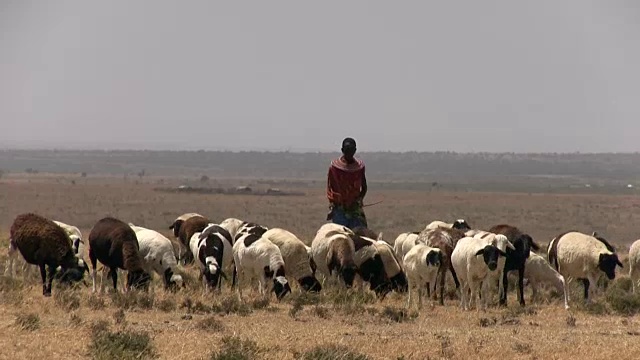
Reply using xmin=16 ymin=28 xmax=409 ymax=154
xmin=177 ymin=214 xmax=211 ymax=265
xmin=524 ymin=251 xmax=569 ymax=309
xmin=629 ymin=239 xmax=640 ymax=294
xmin=5 ymin=219 xmax=86 ymax=278
xmin=53 ymin=220 xmax=84 ymax=257
xmin=403 ymin=243 xmax=443 ymax=309
xmin=9 ymin=213 xmax=88 ymax=296
xmin=232 ymin=231 xmax=292 ymax=300
xmin=169 ymin=213 xmax=205 ymax=239
xmin=374 ymin=239 xmax=408 ymax=293
xmin=547 ymin=231 xmax=623 ymax=303
xmin=310 ymin=223 xmax=358 ymax=288
xmin=88 ymin=217 xmax=152 ymax=293
xmin=260 ymin=228 xmax=322 ymax=292
xmin=425 ymin=219 xmax=471 ymax=232
xmin=416 ymin=227 xmax=465 ymax=305
xmin=393 ymin=232 xmax=420 ymax=261
xmin=128 ymin=223 xmax=184 ymax=291
xmin=190 ymin=223 xmax=235 ymax=291
xmin=219 ymin=217 xmax=248 ymax=239
xmin=451 ymin=235 xmax=510 ymax=310
xmin=488 ymin=224 xmax=541 ymax=307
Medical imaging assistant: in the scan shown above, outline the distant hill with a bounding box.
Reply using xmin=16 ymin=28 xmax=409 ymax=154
xmin=2 ymin=150 xmax=640 ymax=193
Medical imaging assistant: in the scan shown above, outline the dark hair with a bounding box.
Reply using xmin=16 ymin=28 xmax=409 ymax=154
xmin=342 ymin=137 xmax=356 ymax=149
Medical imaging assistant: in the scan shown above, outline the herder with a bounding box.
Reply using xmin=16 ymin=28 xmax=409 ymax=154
xmin=326 ymin=137 xmax=368 ymax=229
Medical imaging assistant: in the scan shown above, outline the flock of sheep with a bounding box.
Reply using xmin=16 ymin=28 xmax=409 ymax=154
xmin=5 ymin=212 xmax=640 ymax=311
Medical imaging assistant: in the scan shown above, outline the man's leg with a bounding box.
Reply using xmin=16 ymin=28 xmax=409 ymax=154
xmin=330 ymin=207 xmax=349 ymax=227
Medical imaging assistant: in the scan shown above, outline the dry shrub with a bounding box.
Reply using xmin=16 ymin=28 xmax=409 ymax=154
xmin=15 ymin=312 xmax=40 ymax=331
xmin=197 ymin=316 xmax=225 ymax=332
xmin=89 ymin=327 xmax=157 ymax=360
xmin=54 ymin=289 xmax=81 ymax=311
xmin=209 ymin=335 xmax=262 ymax=360
xmin=87 ymin=294 xmax=106 ymax=310
xmin=380 ymin=306 xmax=418 ymax=323
xmin=251 ymin=297 xmax=270 ymax=310
xmin=0 ymin=275 xmax=24 ymax=292
xmin=211 ymin=295 xmax=252 ymax=316
xmin=312 ymin=305 xmax=331 ymax=319
xmin=157 ymin=298 xmax=177 ymax=312
xmin=294 ymin=344 xmax=370 ymax=360
xmin=113 ymin=309 xmax=126 ymax=325
xmin=69 ymin=312 xmax=83 ymax=327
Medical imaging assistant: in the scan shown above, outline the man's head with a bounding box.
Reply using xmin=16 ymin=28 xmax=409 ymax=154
xmin=341 ymin=137 xmax=357 ymax=161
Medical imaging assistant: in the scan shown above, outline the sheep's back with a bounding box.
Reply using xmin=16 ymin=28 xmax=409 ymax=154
xmin=10 ymin=213 xmax=75 ymax=266
xmin=179 ymin=216 xmax=210 ymax=246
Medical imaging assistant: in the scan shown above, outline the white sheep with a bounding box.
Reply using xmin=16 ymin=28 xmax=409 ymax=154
xmin=630 ymin=239 xmax=640 ymax=294
xmin=523 ymin=251 xmax=569 ymax=309
xmin=393 ymin=232 xmax=421 ymax=263
xmin=451 ymin=235 xmax=512 ymax=310
xmin=548 ymin=231 xmax=623 ymax=303
xmin=426 ymin=219 xmax=471 ymax=231
xmin=310 ymin=223 xmax=358 ymax=288
xmin=403 ymin=243 xmax=443 ymax=309
xmin=128 ymin=224 xmax=184 ymax=290
xmin=261 ymin=228 xmax=322 ymax=292
xmin=232 ymin=231 xmax=292 ymax=300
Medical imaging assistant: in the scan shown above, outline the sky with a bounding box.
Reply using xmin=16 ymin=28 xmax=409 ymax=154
xmin=1 ymin=1 xmax=639 ymax=153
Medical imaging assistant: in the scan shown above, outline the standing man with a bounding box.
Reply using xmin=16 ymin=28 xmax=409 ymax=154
xmin=326 ymin=137 xmax=368 ymax=229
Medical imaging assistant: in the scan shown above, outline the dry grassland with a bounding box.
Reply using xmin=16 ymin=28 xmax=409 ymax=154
xmin=1 ymin=174 xmax=640 ymax=359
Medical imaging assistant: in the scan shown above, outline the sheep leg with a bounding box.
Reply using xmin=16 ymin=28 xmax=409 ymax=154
xmin=499 ymin=270 xmax=508 ymax=306
xmin=449 ymin=265 xmax=460 ymax=288
xmin=406 ymin=282 xmax=412 ymax=308
xmin=469 ymin=280 xmax=480 ymax=311
xmin=46 ymin=265 xmax=57 ymax=294
xmin=438 ymin=268 xmax=446 ymax=306
xmin=517 ymin=267 xmax=526 ymax=306
xmin=109 ymin=268 xmax=118 ymax=292
xmin=39 ymin=264 xmax=50 ymax=296
xmin=580 ymin=278 xmax=590 ymax=302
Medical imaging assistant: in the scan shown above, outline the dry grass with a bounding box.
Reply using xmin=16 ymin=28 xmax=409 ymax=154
xmin=2 ymin=175 xmax=640 ymax=359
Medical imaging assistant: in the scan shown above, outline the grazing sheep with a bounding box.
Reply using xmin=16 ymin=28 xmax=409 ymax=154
xmin=88 ymin=217 xmax=151 ymax=293
xmin=393 ymin=232 xmax=420 ymax=261
xmin=524 ymin=251 xmax=569 ymax=309
xmin=629 ymin=239 xmax=640 ymax=294
xmin=261 ymin=228 xmax=322 ymax=292
xmin=425 ymin=219 xmax=471 ymax=231
xmin=374 ymin=240 xmax=408 ymax=293
xmin=9 ymin=213 xmax=88 ymax=296
xmin=53 ymin=220 xmax=84 ymax=257
xmin=488 ymin=224 xmax=541 ymax=307
xmin=190 ymin=223 xmax=234 ymax=291
xmin=232 ymin=231 xmax=292 ymax=300
xmin=310 ymin=223 xmax=358 ymax=288
xmin=416 ymin=227 xmax=465 ymax=305
xmin=547 ymin=231 xmax=623 ymax=303
xmin=169 ymin=213 xmax=205 ymax=239
xmin=218 ymin=217 xmax=248 ymax=239
xmin=347 ymin=231 xmax=391 ymax=297
xmin=177 ymin=215 xmax=211 ymax=265
xmin=403 ymin=243 xmax=443 ymax=309
xmin=128 ymin=224 xmax=184 ymax=291
xmin=451 ymin=235 xmax=510 ymax=311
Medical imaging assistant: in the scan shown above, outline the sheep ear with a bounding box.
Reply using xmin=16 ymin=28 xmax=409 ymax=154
xmin=475 ymin=249 xmax=485 ymax=256
xmin=617 ymin=259 xmax=624 ymax=268
xmin=592 ymin=231 xmax=598 ymax=237
xmin=377 ymin=232 xmax=384 ymax=241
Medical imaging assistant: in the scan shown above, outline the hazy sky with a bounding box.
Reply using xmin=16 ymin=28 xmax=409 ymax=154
xmin=1 ymin=1 xmax=639 ymax=152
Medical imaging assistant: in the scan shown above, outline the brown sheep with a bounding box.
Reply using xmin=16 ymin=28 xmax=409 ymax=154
xmin=177 ymin=215 xmax=210 ymax=265
xmin=417 ymin=227 xmax=465 ymax=305
xmin=88 ymin=217 xmax=151 ymax=292
xmin=9 ymin=213 xmax=88 ymax=296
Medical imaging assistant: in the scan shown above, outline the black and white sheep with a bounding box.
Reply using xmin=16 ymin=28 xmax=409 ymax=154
xmin=9 ymin=213 xmax=88 ymax=296
xmin=88 ymin=217 xmax=152 ymax=293
xmin=177 ymin=214 xmax=211 ymax=265
xmin=547 ymin=231 xmax=623 ymax=303
xmin=128 ymin=224 xmax=184 ymax=291
xmin=310 ymin=223 xmax=358 ymax=288
xmin=451 ymin=235 xmax=512 ymax=310
xmin=402 ymin=243 xmax=443 ymax=309
xmin=232 ymin=231 xmax=292 ymax=300
xmin=190 ymin=223 xmax=235 ymax=291
xmin=524 ymin=251 xmax=569 ymax=309
xmin=488 ymin=224 xmax=541 ymax=307
xmin=630 ymin=239 xmax=640 ymax=294
xmin=261 ymin=228 xmax=322 ymax=292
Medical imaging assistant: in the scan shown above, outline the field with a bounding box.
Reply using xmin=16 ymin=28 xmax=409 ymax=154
xmin=2 ymin=173 xmax=640 ymax=359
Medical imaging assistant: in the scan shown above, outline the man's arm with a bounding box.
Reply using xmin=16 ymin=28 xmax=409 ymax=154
xmin=359 ymin=171 xmax=367 ymax=202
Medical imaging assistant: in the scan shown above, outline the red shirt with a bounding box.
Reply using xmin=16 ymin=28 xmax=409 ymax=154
xmin=327 ymin=156 xmax=365 ymax=207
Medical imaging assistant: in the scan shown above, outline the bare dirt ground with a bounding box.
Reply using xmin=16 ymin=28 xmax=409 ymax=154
xmin=1 ymin=174 xmax=640 ymax=360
